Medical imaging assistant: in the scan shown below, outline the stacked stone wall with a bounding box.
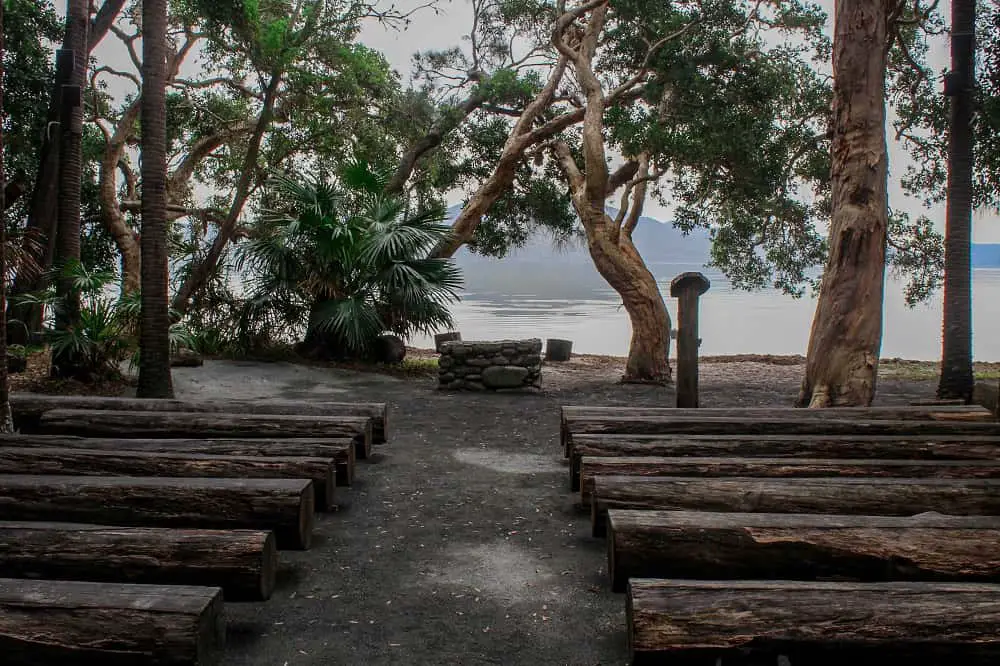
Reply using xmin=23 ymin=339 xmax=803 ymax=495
xmin=438 ymin=339 xmax=542 ymax=391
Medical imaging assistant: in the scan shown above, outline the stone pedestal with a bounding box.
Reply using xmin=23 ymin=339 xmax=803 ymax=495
xmin=438 ymin=339 xmax=542 ymax=391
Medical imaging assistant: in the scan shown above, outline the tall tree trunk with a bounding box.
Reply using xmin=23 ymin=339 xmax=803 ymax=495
xmin=9 ymin=0 xmax=127 ymax=343
xmin=797 ymin=0 xmax=893 ymax=408
xmin=170 ymin=72 xmax=283 ymax=316
xmin=937 ymin=0 xmax=977 ymax=401
xmin=99 ymin=99 xmax=143 ymax=295
xmin=137 ymin=0 xmax=174 ymax=399
xmin=0 ymin=0 xmax=12 ymax=431
xmin=50 ymin=0 xmax=90 ymax=380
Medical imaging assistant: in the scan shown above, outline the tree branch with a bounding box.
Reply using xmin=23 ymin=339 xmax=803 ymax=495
xmin=88 ymin=0 xmax=128 ymax=52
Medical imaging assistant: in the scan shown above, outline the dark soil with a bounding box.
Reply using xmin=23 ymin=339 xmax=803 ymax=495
xmin=157 ymin=359 xmax=937 ymax=666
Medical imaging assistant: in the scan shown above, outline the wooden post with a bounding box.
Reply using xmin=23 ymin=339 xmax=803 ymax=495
xmin=669 ymin=272 xmax=710 ymax=408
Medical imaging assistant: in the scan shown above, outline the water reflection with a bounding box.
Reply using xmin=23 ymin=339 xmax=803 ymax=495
xmin=411 ymin=264 xmax=1000 ymax=362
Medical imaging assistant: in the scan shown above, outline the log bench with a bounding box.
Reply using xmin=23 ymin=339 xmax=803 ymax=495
xmin=626 ymin=579 xmax=1000 ymax=665
xmin=568 ymin=434 xmax=1000 ymax=491
xmin=11 ymin=393 xmax=389 ymax=443
xmin=580 ymin=456 xmax=1000 ymax=505
xmin=36 ymin=409 xmax=374 ymax=459
xmin=0 ymin=521 xmax=277 ymax=601
xmin=0 ymin=475 xmax=315 ymax=550
xmin=590 ymin=476 xmax=1000 ymax=537
xmin=0 ymin=447 xmax=338 ymax=511
xmin=607 ymin=510 xmax=1000 ymax=592
xmin=0 ymin=435 xmax=356 ymax=487
xmin=0 ymin=577 xmax=225 ymax=665
xmin=563 ymin=416 xmax=1000 ymax=460
xmin=561 ymin=404 xmax=995 ymax=455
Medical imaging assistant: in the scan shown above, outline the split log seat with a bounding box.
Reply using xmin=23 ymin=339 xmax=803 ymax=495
xmin=568 ymin=434 xmax=1000 ymax=490
xmin=627 ymin=579 xmax=1000 ymax=665
xmin=580 ymin=456 xmax=1000 ymax=505
xmin=0 ymin=435 xmax=356 ymax=487
xmin=0 ymin=475 xmax=315 ymax=550
xmin=36 ymin=409 xmax=374 ymax=459
xmin=11 ymin=393 xmax=389 ymax=444
xmin=591 ymin=476 xmax=1000 ymax=537
xmin=607 ymin=510 xmax=1000 ymax=592
xmin=561 ymin=404 xmax=995 ymax=455
xmin=0 ymin=577 xmax=225 ymax=665
xmin=0 ymin=521 xmax=277 ymax=601
xmin=0 ymin=447 xmax=337 ymax=511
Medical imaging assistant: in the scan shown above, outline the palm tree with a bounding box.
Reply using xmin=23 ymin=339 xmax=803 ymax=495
xmin=0 ymin=0 xmax=12 ymax=430
xmin=50 ymin=0 xmax=88 ymax=379
xmin=938 ymin=0 xmax=977 ymax=401
xmin=237 ymin=164 xmax=463 ymax=359
xmin=137 ymin=0 xmax=174 ymax=398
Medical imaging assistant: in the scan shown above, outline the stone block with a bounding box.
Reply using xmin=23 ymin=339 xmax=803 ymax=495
xmin=482 ymin=366 xmax=530 ymax=389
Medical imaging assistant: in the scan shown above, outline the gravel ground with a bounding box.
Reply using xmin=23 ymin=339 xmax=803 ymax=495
xmin=164 ymin=357 xmax=936 ymax=666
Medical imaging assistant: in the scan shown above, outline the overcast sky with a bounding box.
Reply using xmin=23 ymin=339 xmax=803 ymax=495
xmin=83 ymin=0 xmax=1000 ymax=241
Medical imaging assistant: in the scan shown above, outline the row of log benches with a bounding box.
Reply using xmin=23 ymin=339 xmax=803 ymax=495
xmin=0 ymin=393 xmax=389 ymax=665
xmin=560 ymin=404 xmax=1000 ymax=665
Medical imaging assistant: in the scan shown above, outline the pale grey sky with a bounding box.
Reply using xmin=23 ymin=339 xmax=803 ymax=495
xmin=81 ymin=0 xmax=999 ymax=241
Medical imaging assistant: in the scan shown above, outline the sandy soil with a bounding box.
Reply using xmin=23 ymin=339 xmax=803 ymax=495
xmin=129 ymin=356 xmax=942 ymax=666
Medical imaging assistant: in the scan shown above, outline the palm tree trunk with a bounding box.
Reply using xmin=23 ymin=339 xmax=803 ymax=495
xmin=0 ymin=0 xmax=13 ymax=431
xmin=937 ymin=0 xmax=977 ymax=401
xmin=797 ymin=0 xmax=893 ymax=407
xmin=137 ymin=0 xmax=174 ymax=398
xmin=50 ymin=0 xmax=90 ymax=379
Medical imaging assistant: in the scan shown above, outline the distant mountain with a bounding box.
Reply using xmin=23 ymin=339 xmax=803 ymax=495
xmin=446 ymin=204 xmax=713 ymax=296
xmin=973 ymin=244 xmax=1000 ymax=268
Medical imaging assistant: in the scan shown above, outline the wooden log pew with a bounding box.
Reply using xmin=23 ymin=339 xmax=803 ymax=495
xmin=37 ymin=409 xmax=374 ymax=460
xmin=590 ymin=476 xmax=1000 ymax=537
xmin=0 ymin=475 xmax=315 ymax=550
xmin=563 ymin=416 xmax=1000 ymax=459
xmin=11 ymin=392 xmax=389 ymax=443
xmin=568 ymin=434 xmax=1000 ymax=491
xmin=626 ymin=579 xmax=1000 ymax=666
xmin=580 ymin=456 xmax=1000 ymax=505
xmin=561 ymin=404 xmax=995 ymax=455
xmin=0 ymin=435 xmax=356 ymax=487
xmin=607 ymin=510 xmax=1000 ymax=592
xmin=0 ymin=578 xmax=225 ymax=665
xmin=0 ymin=521 xmax=276 ymax=601
xmin=0 ymin=447 xmax=337 ymax=511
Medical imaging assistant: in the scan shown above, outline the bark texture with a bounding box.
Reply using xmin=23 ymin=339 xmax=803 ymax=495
xmin=591 ymin=475 xmax=1000 ymax=537
xmin=0 ymin=0 xmax=9 ymax=433
xmin=138 ymin=0 xmax=175 ymax=398
xmin=10 ymin=393 xmax=389 ymax=443
xmin=0 ymin=577 xmax=224 ymax=665
xmin=627 ymin=579 xmax=1000 ymax=665
xmin=569 ymin=434 xmax=1000 ymax=490
xmin=0 ymin=447 xmax=337 ymax=510
xmin=798 ymin=0 xmax=893 ymax=407
xmin=0 ymin=521 xmax=276 ymax=602
xmin=608 ymin=510 xmax=1000 ymax=592
xmin=0 ymin=435 xmax=356 ymax=487
xmin=937 ymin=0 xmax=977 ymax=401
xmin=0 ymin=474 xmax=315 ymax=550
xmin=580 ymin=455 xmax=1000 ymax=505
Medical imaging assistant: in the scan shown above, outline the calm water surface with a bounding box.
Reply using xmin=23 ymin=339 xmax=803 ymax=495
xmin=410 ymin=263 xmax=1000 ymax=362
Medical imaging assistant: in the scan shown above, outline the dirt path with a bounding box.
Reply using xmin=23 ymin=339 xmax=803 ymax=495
xmin=168 ymin=359 xmax=936 ymax=666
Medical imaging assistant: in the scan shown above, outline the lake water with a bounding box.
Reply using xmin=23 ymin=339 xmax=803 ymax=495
xmin=409 ymin=262 xmax=1000 ymax=362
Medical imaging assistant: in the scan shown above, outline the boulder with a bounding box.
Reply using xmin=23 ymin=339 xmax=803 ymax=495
xmin=373 ymin=334 xmax=406 ymax=364
xmin=482 ymin=365 xmax=530 ymax=389
xmin=170 ymin=349 xmax=203 ymax=368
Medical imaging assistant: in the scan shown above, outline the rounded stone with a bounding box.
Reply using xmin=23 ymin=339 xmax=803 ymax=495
xmin=482 ymin=365 xmax=530 ymax=389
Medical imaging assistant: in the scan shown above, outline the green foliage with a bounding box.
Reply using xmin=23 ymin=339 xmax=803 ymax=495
xmin=887 ymin=210 xmax=945 ymax=306
xmin=236 ymin=162 xmax=463 ymax=358
xmin=13 ymin=262 xmax=192 ymax=380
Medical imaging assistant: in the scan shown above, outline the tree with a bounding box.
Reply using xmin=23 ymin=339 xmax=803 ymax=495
xmin=49 ymin=0 xmax=90 ymax=379
xmin=937 ymin=0 xmax=977 ymax=401
xmin=0 ymin=0 xmax=13 ymax=431
xmin=798 ymin=0 xmax=896 ymax=407
xmin=236 ymin=164 xmax=462 ymax=358
xmin=137 ymin=0 xmax=175 ymax=398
